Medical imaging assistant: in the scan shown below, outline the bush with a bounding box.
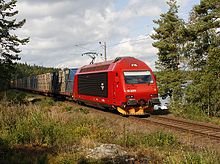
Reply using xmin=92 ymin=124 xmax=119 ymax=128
xmin=7 ymin=111 xmax=63 ymax=146
xmin=181 ymin=150 xmax=220 ymax=164
xmin=0 ymin=90 xmax=27 ymax=104
xmin=115 ymin=130 xmax=178 ymax=149
xmin=146 ymin=131 xmax=178 ymax=147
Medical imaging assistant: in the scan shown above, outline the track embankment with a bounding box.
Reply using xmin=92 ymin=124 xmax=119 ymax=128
xmin=64 ymin=101 xmax=220 ymax=148
xmin=147 ymin=116 xmax=220 ymax=142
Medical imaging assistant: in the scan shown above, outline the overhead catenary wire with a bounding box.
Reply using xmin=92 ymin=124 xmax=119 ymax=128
xmin=89 ymin=34 xmax=151 ymax=52
xmin=73 ymin=33 xmax=152 ymax=62
xmin=108 ymin=35 xmax=150 ymax=48
xmin=73 ymin=23 xmax=151 ymax=51
xmin=75 ymin=35 xmax=150 ymax=54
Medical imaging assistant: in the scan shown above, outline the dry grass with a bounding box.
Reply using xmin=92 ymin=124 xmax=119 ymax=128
xmin=0 ymin=90 xmax=220 ymax=163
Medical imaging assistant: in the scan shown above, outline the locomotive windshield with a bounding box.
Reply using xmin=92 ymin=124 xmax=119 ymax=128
xmin=124 ymin=71 xmax=153 ymax=84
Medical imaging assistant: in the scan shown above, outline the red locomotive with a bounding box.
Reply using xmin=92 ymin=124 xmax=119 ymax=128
xmin=73 ymin=57 xmax=160 ymax=115
xmin=12 ymin=56 xmax=161 ymax=115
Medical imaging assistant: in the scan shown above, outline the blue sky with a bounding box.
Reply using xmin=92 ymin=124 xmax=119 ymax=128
xmin=15 ymin=0 xmax=201 ymax=70
xmin=114 ymin=0 xmax=129 ymax=11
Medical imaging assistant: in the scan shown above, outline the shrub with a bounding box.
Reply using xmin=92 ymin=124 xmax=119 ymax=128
xmin=115 ymin=130 xmax=178 ymax=149
xmin=0 ymin=90 xmax=27 ymax=104
xmin=7 ymin=111 xmax=63 ymax=146
xmin=142 ymin=131 xmax=178 ymax=148
xmin=182 ymin=152 xmax=205 ymax=164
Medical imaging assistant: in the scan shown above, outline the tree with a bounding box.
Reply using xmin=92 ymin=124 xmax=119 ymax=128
xmin=151 ymin=0 xmax=186 ymax=100
xmin=185 ymin=0 xmax=220 ymax=116
xmin=185 ymin=0 xmax=220 ymax=70
xmin=12 ymin=63 xmax=58 ymax=79
xmin=0 ymin=0 xmax=29 ymax=89
xmin=151 ymin=0 xmax=185 ymax=71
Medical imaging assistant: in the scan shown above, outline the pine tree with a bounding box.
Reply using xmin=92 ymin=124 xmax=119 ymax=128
xmin=0 ymin=0 xmax=29 ymax=89
xmin=151 ymin=0 xmax=186 ymax=100
xmin=185 ymin=0 xmax=220 ymax=70
xmin=151 ymin=0 xmax=185 ymax=71
xmin=185 ymin=0 xmax=220 ymax=116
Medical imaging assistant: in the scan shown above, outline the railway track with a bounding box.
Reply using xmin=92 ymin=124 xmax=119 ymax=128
xmin=61 ymin=100 xmax=220 ymax=143
xmin=146 ymin=115 xmax=220 ymax=142
xmin=67 ymin=101 xmax=220 ymax=142
xmin=76 ymin=103 xmax=220 ymax=143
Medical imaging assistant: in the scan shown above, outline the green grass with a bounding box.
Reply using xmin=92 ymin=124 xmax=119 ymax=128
xmin=169 ymin=101 xmax=220 ymax=125
xmin=164 ymin=148 xmax=220 ymax=163
xmin=0 ymin=90 xmax=220 ymax=163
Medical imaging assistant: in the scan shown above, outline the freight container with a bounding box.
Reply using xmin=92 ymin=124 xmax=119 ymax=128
xmin=59 ymin=70 xmax=66 ymax=93
xmin=13 ymin=68 xmax=78 ymax=98
xmin=65 ymin=68 xmax=77 ymax=95
xmin=52 ymin=71 xmax=59 ymax=93
xmin=45 ymin=73 xmax=52 ymax=92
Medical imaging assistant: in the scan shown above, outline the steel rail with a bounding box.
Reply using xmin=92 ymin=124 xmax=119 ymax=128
xmin=146 ymin=116 xmax=220 ymax=141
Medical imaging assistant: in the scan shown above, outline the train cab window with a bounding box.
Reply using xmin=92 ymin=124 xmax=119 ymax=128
xmin=124 ymin=71 xmax=153 ymax=84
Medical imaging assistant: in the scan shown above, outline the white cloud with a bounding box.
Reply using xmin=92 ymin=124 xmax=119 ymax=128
xmin=115 ymin=0 xmax=162 ymax=21
xmin=12 ymin=0 xmax=196 ymax=71
xmin=108 ymin=35 xmax=157 ymax=69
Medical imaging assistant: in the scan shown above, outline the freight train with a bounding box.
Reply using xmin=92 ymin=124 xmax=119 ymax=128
xmin=12 ymin=57 xmax=162 ymax=115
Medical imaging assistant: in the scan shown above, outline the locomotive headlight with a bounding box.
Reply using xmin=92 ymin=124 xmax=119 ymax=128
xmin=126 ymin=95 xmax=134 ymax=99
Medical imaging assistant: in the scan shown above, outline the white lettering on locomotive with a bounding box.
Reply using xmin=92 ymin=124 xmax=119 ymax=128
xmin=131 ymin=63 xmax=138 ymax=67
xmin=127 ymin=89 xmax=137 ymax=92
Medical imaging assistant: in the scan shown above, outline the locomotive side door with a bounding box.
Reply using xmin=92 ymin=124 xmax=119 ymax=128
xmin=113 ymin=72 xmax=120 ymax=105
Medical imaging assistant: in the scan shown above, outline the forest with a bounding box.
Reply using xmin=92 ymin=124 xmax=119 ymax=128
xmin=151 ymin=0 xmax=220 ymax=118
